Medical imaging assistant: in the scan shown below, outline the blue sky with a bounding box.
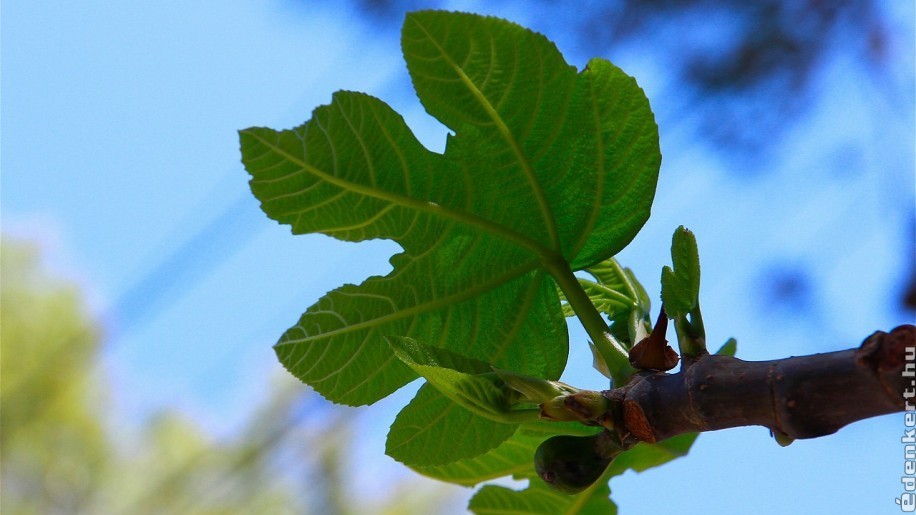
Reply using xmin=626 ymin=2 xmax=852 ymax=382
xmin=4 ymin=1 xmax=914 ymax=513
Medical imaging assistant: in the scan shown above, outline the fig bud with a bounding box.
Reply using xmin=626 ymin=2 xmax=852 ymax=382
xmin=534 ymin=432 xmax=619 ymax=494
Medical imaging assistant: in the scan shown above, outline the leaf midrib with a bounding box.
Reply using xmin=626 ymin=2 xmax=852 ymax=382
xmin=245 ymin=129 xmax=556 ymax=261
xmin=274 ymin=258 xmax=540 ymax=347
xmin=409 ymin=16 xmax=561 ymax=252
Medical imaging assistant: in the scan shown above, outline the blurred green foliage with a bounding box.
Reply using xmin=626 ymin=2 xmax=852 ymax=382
xmin=0 ymin=238 xmax=454 ymax=514
xmin=2 ymin=240 xmax=109 ymax=513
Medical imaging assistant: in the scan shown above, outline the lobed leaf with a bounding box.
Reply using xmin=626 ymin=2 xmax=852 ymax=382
xmin=241 ymin=9 xmax=662 ymax=468
xmin=240 ymin=11 xmax=660 ymax=408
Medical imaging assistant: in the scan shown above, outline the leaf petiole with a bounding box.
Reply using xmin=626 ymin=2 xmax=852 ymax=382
xmin=672 ymin=303 xmax=707 ymax=359
xmin=546 ymin=256 xmax=636 ymax=386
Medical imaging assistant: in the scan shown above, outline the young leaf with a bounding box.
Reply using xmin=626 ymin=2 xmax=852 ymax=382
xmin=559 ymin=258 xmax=653 ymax=377
xmin=462 ymin=435 xmax=698 ymax=514
xmin=413 ymin=422 xmax=600 ymax=486
xmin=385 ymin=340 xmax=598 ymax=466
xmin=588 ymin=342 xmax=613 ymax=380
xmin=559 ymin=259 xmax=651 ymax=344
xmin=425 ymin=423 xmax=617 ymax=513
xmin=493 ymin=368 xmax=578 ymax=404
xmin=387 ymin=337 xmax=539 ymax=423
xmin=470 ymin=481 xmax=617 ymax=515
xmin=386 ymin=383 xmax=520 ymax=466
xmin=240 ymin=10 xmax=661 ymax=407
xmin=559 ymin=279 xmax=632 ymax=321
xmin=715 ymin=337 xmax=738 ymax=357
xmin=586 ymin=259 xmax=651 ymax=313
xmin=660 ymin=226 xmax=700 ymax=318
xmin=586 ymin=259 xmax=652 ymax=347
xmin=606 ymin=433 xmax=698 ymax=475
xmin=415 ymin=421 xmax=699 ymax=511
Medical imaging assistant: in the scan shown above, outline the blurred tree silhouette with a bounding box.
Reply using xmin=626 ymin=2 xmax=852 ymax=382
xmin=332 ymin=0 xmax=914 ymax=318
xmin=346 ymin=0 xmax=899 ymax=158
xmin=0 ymin=238 xmax=455 ymax=514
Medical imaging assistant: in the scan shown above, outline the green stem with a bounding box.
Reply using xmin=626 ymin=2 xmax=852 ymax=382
xmin=546 ymin=255 xmax=635 ymax=386
xmin=499 ymin=409 xmax=544 ymax=424
xmin=674 ymin=302 xmax=707 ymax=358
xmin=689 ymin=303 xmax=706 ymax=340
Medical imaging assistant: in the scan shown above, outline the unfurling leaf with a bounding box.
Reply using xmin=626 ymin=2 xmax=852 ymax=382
xmin=492 ymin=368 xmax=578 ymax=404
xmin=559 ymin=257 xmax=653 ymax=348
xmin=715 ymin=337 xmax=738 ymax=357
xmin=660 ymin=226 xmax=701 ymax=318
xmin=540 ymin=391 xmax=612 ymax=428
xmin=387 ymin=337 xmax=540 ymax=423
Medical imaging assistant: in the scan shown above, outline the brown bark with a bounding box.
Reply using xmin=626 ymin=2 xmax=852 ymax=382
xmin=604 ymin=324 xmax=915 ymax=444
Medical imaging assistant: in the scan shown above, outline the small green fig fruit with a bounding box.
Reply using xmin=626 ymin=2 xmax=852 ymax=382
xmin=534 ymin=433 xmax=617 ymax=494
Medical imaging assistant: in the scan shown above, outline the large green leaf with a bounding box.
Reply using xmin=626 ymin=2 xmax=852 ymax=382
xmin=242 ymin=101 xmax=566 ymax=407
xmin=241 ymin=10 xmax=661 ymax=475
xmin=416 ymin=429 xmax=549 ymax=486
xmin=240 ymin=11 xmax=659 ymax=409
xmin=402 ymin=12 xmax=660 ymax=269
